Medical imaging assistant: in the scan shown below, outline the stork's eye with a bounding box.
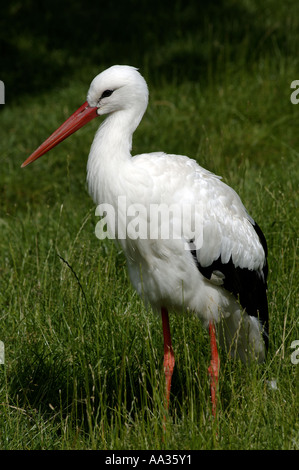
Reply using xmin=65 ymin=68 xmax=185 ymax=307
xmin=101 ymin=89 xmax=114 ymax=99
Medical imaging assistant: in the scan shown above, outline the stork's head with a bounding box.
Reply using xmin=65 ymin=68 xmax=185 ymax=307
xmin=87 ymin=65 xmax=148 ymax=116
xmin=21 ymin=65 xmax=148 ymax=167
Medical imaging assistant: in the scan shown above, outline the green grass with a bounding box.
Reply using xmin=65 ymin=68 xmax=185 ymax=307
xmin=1 ymin=0 xmax=299 ymax=450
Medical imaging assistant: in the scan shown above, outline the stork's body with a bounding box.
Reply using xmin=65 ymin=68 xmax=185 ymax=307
xmin=22 ymin=65 xmax=269 ymax=415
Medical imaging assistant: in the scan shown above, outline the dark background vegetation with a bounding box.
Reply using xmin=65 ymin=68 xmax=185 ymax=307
xmin=1 ymin=0 xmax=298 ymax=101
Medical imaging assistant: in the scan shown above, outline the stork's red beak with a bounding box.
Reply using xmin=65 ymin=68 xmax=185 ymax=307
xmin=21 ymin=101 xmax=98 ymax=167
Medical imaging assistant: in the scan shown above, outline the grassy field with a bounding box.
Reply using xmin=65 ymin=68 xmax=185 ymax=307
xmin=0 ymin=1 xmax=298 ymax=450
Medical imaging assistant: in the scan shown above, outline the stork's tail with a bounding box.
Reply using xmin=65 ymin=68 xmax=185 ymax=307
xmin=218 ymin=309 xmax=267 ymax=363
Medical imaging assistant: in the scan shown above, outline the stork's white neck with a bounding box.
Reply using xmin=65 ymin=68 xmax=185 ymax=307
xmin=86 ymin=106 xmax=145 ymax=205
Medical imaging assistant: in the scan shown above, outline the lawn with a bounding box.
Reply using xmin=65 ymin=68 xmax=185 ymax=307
xmin=0 ymin=0 xmax=298 ymax=450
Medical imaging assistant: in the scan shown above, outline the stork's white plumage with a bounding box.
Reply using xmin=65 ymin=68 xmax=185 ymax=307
xmin=22 ymin=65 xmax=269 ymax=415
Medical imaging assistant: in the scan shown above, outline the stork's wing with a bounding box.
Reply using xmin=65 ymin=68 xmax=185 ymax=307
xmin=132 ymin=152 xmax=269 ymax=344
xmin=191 ymin=220 xmax=268 ymax=346
xmin=190 ymin=173 xmax=269 ymax=347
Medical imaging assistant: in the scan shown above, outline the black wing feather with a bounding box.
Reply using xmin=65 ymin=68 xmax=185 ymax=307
xmin=191 ymin=220 xmax=269 ymax=349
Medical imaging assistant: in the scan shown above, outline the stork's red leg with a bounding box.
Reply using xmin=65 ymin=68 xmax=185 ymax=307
xmin=208 ymin=321 xmax=220 ymax=417
xmin=161 ymin=307 xmax=175 ymax=409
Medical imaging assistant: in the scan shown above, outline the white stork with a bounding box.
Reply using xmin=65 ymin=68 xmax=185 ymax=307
xmin=22 ymin=65 xmax=269 ymax=416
